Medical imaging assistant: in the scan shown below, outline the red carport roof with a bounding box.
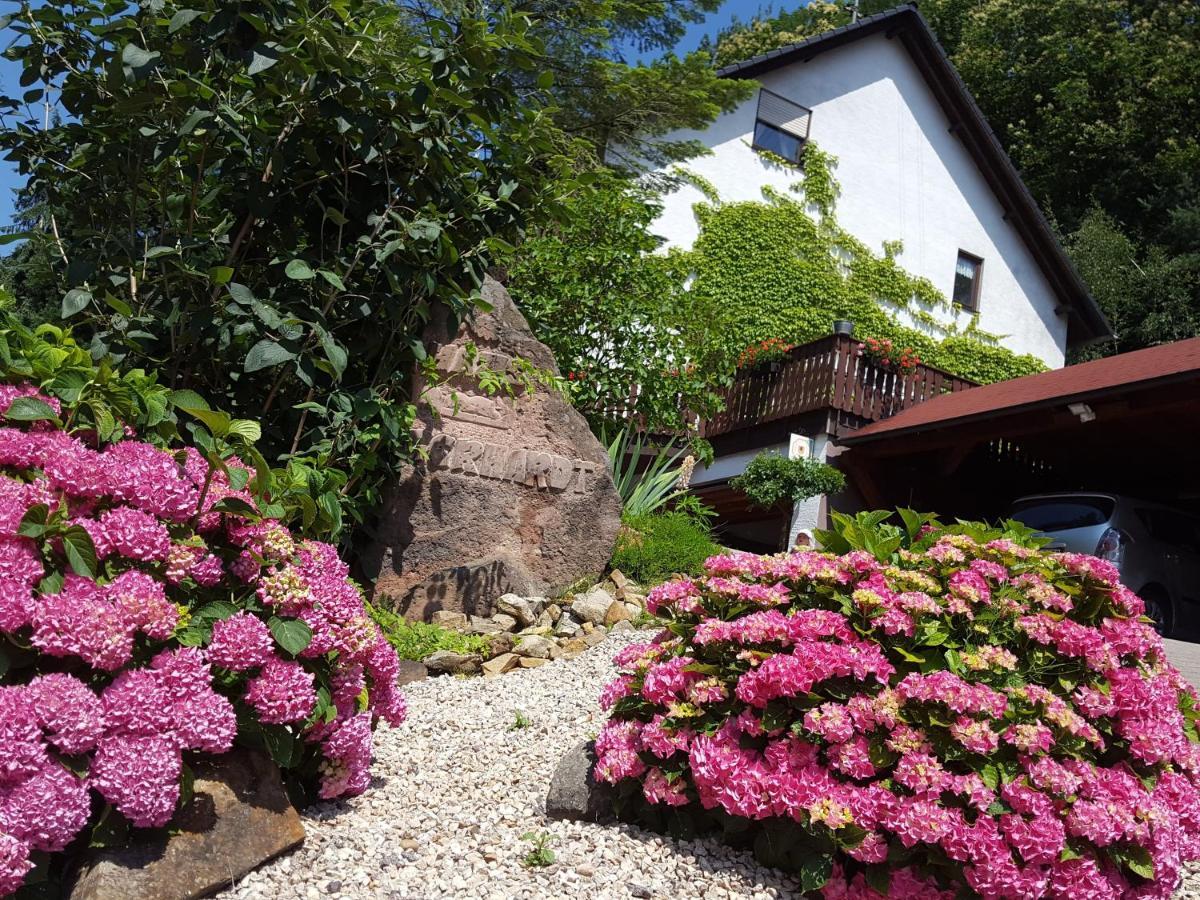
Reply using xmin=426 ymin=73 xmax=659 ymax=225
xmin=840 ymin=337 xmax=1200 ymax=445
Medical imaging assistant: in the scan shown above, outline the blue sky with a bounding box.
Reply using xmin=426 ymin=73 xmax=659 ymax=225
xmin=0 ymin=0 xmax=804 ymax=234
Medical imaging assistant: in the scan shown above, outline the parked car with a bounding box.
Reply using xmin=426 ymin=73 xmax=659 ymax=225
xmin=1008 ymin=493 xmax=1200 ymax=636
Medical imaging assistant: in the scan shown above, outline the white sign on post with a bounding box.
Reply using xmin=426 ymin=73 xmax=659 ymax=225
xmin=788 ymin=433 xmax=812 ymax=461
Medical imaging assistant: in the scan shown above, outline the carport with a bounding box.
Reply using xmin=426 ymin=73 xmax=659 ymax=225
xmin=835 ymin=337 xmax=1200 ymax=521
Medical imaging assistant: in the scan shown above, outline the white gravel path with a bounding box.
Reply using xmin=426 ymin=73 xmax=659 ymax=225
xmin=216 ymin=630 xmax=1200 ymax=900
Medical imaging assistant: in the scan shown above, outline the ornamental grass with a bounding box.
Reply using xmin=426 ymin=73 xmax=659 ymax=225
xmin=595 ymin=515 xmax=1200 ymax=899
xmin=0 ymin=385 xmax=407 ymax=895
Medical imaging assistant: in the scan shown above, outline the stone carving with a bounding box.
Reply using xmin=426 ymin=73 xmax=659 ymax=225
xmin=362 ymin=277 xmax=621 ymax=620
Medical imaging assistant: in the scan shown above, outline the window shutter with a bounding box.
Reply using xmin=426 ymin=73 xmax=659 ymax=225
xmin=756 ymin=89 xmax=812 ymax=141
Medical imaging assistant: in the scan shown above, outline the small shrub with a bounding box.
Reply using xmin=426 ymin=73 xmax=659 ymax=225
xmin=730 ymin=451 xmax=845 ymax=510
xmin=611 ymin=512 xmax=720 ymax=585
xmin=519 ymin=831 xmax=556 ymax=868
xmin=367 ymin=603 xmax=489 ymax=661
xmin=594 ymin=513 xmax=1200 ymax=897
xmin=0 ymin=383 xmax=408 ymax=897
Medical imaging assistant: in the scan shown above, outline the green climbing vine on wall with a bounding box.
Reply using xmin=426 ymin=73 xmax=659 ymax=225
xmin=671 ymin=145 xmax=1048 ymax=385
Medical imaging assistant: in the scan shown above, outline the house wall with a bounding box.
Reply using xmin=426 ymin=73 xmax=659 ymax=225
xmin=649 ymin=32 xmax=1069 ymax=368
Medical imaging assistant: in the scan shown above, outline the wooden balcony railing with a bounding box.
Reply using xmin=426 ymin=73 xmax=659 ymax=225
xmin=701 ymin=334 xmax=976 ymax=438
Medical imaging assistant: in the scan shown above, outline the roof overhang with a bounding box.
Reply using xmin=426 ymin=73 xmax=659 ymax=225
xmin=716 ymin=4 xmax=1112 ymax=348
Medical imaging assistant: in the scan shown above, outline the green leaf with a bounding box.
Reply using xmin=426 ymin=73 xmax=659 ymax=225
xmin=4 ymin=397 xmax=59 ymax=423
xmin=317 ymin=269 xmax=346 ymax=290
xmin=181 ymin=406 xmax=232 ymax=437
xmin=61 ymin=288 xmax=92 ymax=318
xmin=285 ymin=259 xmax=315 ymax=280
xmin=170 ymin=389 xmax=210 ymax=411
xmin=798 ymin=854 xmax=832 ymax=893
xmin=209 ymin=496 xmax=260 ymax=518
xmin=247 ymin=44 xmax=280 ymax=75
xmin=17 ymin=504 xmax=50 ymax=538
xmin=244 ymin=340 xmax=296 ymax=372
xmin=144 ymin=245 xmax=176 ymax=259
xmin=62 ymin=526 xmax=98 ymax=578
xmin=226 ymin=419 xmax=262 ymax=443
xmin=168 ymin=8 xmax=202 ymax=32
xmin=260 ymin=724 xmax=297 ymax=768
xmin=121 ymin=43 xmax=158 ymax=68
xmin=208 ymin=266 xmax=234 ymax=285
xmin=1110 ymin=844 xmax=1155 ymax=880
xmin=268 ymin=616 xmax=313 ymax=656
xmin=38 ymin=570 xmax=64 ymax=595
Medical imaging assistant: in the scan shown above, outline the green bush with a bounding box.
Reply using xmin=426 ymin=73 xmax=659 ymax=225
xmin=611 ymin=512 xmax=720 ymax=584
xmin=730 ymin=451 xmax=846 ymax=510
xmin=366 ymin=602 xmax=490 ymax=661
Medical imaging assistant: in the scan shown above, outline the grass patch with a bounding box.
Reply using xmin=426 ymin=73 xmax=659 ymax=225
xmin=611 ymin=511 xmax=720 ymax=585
xmin=367 ymin=601 xmax=491 ymax=661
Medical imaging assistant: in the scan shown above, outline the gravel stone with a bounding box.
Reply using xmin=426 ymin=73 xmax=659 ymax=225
xmin=212 ymin=630 xmax=1200 ymax=900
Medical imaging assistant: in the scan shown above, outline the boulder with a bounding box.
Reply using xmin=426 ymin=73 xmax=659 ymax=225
xmin=490 ymin=613 xmax=519 ymax=632
xmin=553 ymin=612 xmax=582 ymax=638
xmin=431 ymin=610 xmax=469 ymax=631
xmin=496 ymin=594 xmax=540 ymax=627
xmin=70 ymin=750 xmax=303 ymax=900
xmin=362 ymin=277 xmax=622 ymax=620
xmin=545 ymin=741 xmax=616 ymax=823
xmin=422 ymin=650 xmax=482 ymax=675
xmin=514 ymin=634 xmax=556 ymax=659
xmin=604 ymin=600 xmax=632 ymax=627
xmin=395 ymin=659 xmax=428 ymax=686
xmin=482 ymin=652 xmax=519 ymax=677
xmin=487 ymin=633 xmax=516 ymax=657
xmin=571 ymin=587 xmax=614 ymax=625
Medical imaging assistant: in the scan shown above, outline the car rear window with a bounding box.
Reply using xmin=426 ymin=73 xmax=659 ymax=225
xmin=1009 ymin=497 xmax=1115 ymax=531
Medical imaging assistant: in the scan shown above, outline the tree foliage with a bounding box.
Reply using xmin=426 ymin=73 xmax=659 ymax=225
xmin=0 ymin=0 xmax=562 ymax=539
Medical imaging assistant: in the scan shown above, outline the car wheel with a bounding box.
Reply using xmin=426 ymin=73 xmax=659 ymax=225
xmin=1141 ymin=587 xmax=1174 ymax=637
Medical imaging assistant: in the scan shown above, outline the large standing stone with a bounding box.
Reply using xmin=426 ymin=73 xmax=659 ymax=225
xmin=70 ymin=750 xmax=303 ymax=900
xmin=363 ymin=277 xmax=622 ymax=620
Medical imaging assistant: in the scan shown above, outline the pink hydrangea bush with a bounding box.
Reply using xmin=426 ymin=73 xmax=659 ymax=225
xmin=595 ymin=521 xmax=1200 ymax=898
xmin=0 ymin=384 xmax=407 ymax=896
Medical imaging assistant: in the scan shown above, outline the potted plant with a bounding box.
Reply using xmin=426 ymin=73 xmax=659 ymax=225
xmin=736 ymin=337 xmax=796 ymax=374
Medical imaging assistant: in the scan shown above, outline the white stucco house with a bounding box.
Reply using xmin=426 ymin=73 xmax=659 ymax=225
xmin=652 ymin=4 xmax=1112 ymax=551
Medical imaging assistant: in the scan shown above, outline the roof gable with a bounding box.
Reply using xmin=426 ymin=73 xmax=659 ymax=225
xmin=716 ymin=4 xmax=1111 ymax=348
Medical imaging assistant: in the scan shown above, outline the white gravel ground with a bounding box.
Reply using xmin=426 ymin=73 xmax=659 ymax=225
xmin=216 ymin=629 xmax=1200 ymax=900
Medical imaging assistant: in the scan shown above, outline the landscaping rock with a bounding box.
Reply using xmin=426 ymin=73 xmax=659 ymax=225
xmin=604 ymin=599 xmax=632 ymax=627
xmin=70 ymin=750 xmax=303 ymax=900
xmin=571 ymin=586 xmax=615 ymax=625
xmin=534 ymin=609 xmax=555 ymax=629
xmin=490 ymin=613 xmax=519 ymax=632
xmin=611 ymin=620 xmax=635 ymax=634
xmin=496 ymin=594 xmax=539 ymax=627
xmin=487 ymin=633 xmax=516 ymax=657
xmin=519 ymin=656 xmax=550 ymax=668
xmin=546 ymin=603 xmax=562 ymax=622
xmin=430 ymin=610 xmax=469 ymax=631
xmin=545 ymin=741 xmax=616 ymax=824
xmin=363 ymin=277 xmax=622 ymax=620
xmin=554 ymin=612 xmax=582 ymax=638
xmin=394 ymin=659 xmax=428 ymax=686
xmin=514 ymin=634 xmax=556 ymax=659
xmin=481 ymin=652 xmax=519 ymax=677
xmin=582 ymin=628 xmax=608 ymax=649
xmin=422 ymin=650 xmax=482 ymax=675
xmin=609 ymin=569 xmax=631 ymax=592
xmin=466 ymin=615 xmax=504 ymax=634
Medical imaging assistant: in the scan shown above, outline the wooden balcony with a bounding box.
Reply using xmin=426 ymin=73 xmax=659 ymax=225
xmin=701 ymin=334 xmax=976 ymax=439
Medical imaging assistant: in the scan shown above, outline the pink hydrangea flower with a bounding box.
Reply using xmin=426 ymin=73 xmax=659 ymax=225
xmin=244 ymin=658 xmax=317 ymax=725
xmin=207 ymin=611 xmax=274 ymax=671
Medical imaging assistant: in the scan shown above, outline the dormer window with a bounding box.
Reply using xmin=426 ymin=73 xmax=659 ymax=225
xmin=752 ymin=89 xmax=812 ymax=164
xmin=953 ymin=251 xmax=983 ymax=311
